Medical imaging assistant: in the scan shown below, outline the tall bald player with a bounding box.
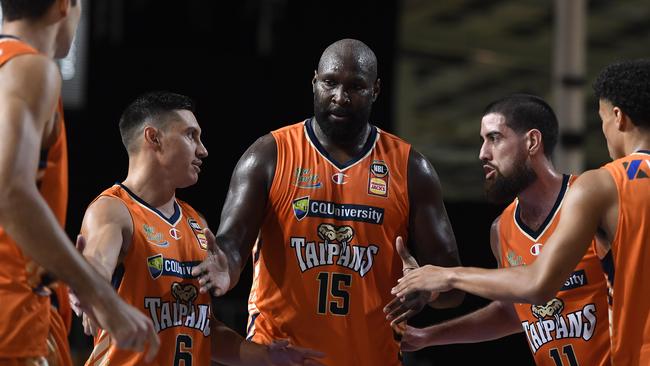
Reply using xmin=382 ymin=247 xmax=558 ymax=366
xmin=191 ymin=38 xmax=464 ymax=366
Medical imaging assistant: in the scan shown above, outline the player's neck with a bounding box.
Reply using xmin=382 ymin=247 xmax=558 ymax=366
xmin=1 ymin=21 xmax=57 ymax=57
xmin=624 ymin=131 xmax=650 ymax=156
xmin=122 ymin=166 xmax=177 ymax=215
xmin=516 ymin=167 xmax=564 ymax=228
xmin=312 ymin=119 xmax=371 ymax=163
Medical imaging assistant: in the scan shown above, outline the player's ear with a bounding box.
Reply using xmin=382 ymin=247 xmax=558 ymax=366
xmin=144 ymin=126 xmax=161 ymax=149
xmin=372 ymin=78 xmax=381 ymax=102
xmin=312 ymin=70 xmax=318 ymax=93
xmin=613 ymin=106 xmax=628 ymax=132
xmin=526 ymin=129 xmax=542 ymax=156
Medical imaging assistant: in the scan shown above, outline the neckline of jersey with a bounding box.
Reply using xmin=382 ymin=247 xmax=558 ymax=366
xmin=514 ymin=174 xmax=570 ymax=241
xmin=117 ymin=182 xmax=182 ymax=226
xmin=304 ymin=117 xmax=379 ymax=171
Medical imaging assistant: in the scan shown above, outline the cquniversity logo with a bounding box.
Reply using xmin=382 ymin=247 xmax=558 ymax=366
xmin=147 ymin=254 xmax=164 ymax=279
xmin=293 ymin=196 xmax=309 ymax=221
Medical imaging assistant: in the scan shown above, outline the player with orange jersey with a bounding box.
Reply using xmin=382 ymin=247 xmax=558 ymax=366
xmin=191 ymin=38 xmax=464 ymax=366
xmin=79 ymin=91 xmax=324 ymax=366
xmin=397 ymin=94 xmax=611 ymax=366
xmin=392 ymin=60 xmax=650 ymax=364
xmin=0 ymin=1 xmax=159 ymax=364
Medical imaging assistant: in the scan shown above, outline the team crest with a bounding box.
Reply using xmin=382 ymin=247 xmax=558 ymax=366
xmin=188 ymin=218 xmax=208 ymax=250
xmin=368 ymin=161 xmax=389 ymax=197
xmin=293 ymin=196 xmax=310 ymax=221
xmin=147 ymin=254 xmax=164 ymax=279
xmin=171 ymin=282 xmax=198 ymax=304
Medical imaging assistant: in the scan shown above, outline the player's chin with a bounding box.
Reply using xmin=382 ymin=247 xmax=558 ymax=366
xmin=178 ymin=175 xmax=199 ymax=188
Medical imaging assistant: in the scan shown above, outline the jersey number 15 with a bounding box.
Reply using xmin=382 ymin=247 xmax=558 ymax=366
xmin=317 ymin=272 xmax=351 ymax=315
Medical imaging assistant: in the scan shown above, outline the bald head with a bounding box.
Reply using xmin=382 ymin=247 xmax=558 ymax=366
xmin=318 ymin=39 xmax=378 ymax=82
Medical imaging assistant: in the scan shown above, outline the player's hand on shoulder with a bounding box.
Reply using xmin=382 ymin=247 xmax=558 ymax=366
xmin=267 ymin=339 xmax=326 ymax=366
xmin=191 ymin=228 xmax=233 ymax=296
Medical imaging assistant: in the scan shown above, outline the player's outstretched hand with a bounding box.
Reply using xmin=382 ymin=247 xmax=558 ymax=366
xmin=91 ymin=293 xmax=161 ymax=362
xmin=392 ymin=322 xmax=428 ymax=352
xmin=267 ymin=339 xmax=326 ymax=366
xmin=391 ymin=263 xmax=452 ymax=310
xmin=384 ymin=236 xmax=438 ymax=325
xmin=191 ymin=228 xmax=233 ymax=296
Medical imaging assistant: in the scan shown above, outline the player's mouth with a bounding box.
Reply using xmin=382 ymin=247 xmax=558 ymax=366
xmin=192 ymin=160 xmax=202 ymax=173
xmin=329 ymin=108 xmax=350 ymax=121
xmin=483 ymin=164 xmax=497 ymax=180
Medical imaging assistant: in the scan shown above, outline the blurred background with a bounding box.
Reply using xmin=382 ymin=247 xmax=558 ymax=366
xmin=3 ymin=0 xmax=650 ymax=364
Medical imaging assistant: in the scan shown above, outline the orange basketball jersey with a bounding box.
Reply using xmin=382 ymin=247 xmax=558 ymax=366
xmin=247 ymin=119 xmax=410 ymax=366
xmin=602 ymin=151 xmax=650 ymax=365
xmin=498 ymin=175 xmax=611 ymax=366
xmin=0 ymin=36 xmax=70 ymax=359
xmin=85 ymin=184 xmax=211 ymax=366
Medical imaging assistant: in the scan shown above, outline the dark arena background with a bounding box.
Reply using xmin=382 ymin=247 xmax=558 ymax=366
xmin=4 ymin=0 xmax=648 ymax=364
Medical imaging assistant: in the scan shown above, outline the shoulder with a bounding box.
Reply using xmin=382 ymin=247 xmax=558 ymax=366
xmin=572 ymin=169 xmax=617 ymax=199
xmin=377 ymin=127 xmax=411 ymax=145
xmin=250 ymin=133 xmax=277 ymax=155
xmin=562 ymin=169 xmax=618 ymax=221
xmin=84 ymin=195 xmax=132 ymax=229
xmin=0 ymin=54 xmax=60 ymax=116
xmin=407 ymin=147 xmax=440 ymax=186
xmin=0 ymin=53 xmax=60 ymax=94
xmin=238 ymin=133 xmax=277 ymax=171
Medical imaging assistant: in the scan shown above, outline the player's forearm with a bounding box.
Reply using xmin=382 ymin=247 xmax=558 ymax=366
xmin=210 ymin=321 xmax=270 ymax=366
xmin=448 ymin=265 xmax=556 ymax=305
xmin=83 ymin=255 xmax=116 ymax=282
xmin=418 ymin=301 xmax=521 ymax=345
xmin=0 ymin=184 xmax=110 ymax=303
xmin=429 ymin=288 xmax=464 ymax=308
xmin=216 ymin=234 xmax=247 ymax=281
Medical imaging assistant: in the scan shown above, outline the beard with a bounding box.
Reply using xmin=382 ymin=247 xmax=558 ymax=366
xmin=484 ymin=158 xmax=537 ymax=204
xmin=313 ymin=101 xmax=371 ymax=144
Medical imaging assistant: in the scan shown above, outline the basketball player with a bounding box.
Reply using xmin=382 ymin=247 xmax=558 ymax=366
xmin=0 ymin=0 xmax=159 ymax=364
xmin=392 ymin=59 xmax=650 ymax=364
xmin=191 ymin=38 xmax=464 ymax=366
xmin=395 ymin=94 xmax=611 ymax=365
xmin=79 ymin=91 xmax=324 ymax=365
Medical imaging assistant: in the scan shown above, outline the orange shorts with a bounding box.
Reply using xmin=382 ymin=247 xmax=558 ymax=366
xmin=0 ymin=307 xmax=72 ymax=366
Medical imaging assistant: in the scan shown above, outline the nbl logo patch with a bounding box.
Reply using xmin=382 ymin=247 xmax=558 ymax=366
xmin=368 ymin=161 xmax=389 ymax=197
xmin=188 ymin=217 xmax=208 ymax=250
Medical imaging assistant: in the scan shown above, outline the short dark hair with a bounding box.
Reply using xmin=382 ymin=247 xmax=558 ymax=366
xmin=483 ymin=94 xmax=559 ymax=157
xmin=0 ymin=0 xmax=76 ymax=21
xmin=593 ymin=59 xmax=650 ymax=128
xmin=119 ymin=91 xmax=195 ymax=152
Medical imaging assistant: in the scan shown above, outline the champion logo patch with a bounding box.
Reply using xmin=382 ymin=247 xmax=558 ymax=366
xmin=332 ymin=172 xmax=349 ymax=185
xmin=169 ymin=227 xmax=182 ymax=240
xmin=530 ymin=243 xmax=543 ymax=256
